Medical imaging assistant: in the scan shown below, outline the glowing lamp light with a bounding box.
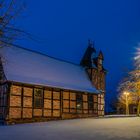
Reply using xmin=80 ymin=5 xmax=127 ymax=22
xmin=124 ymin=92 xmax=129 ymax=96
xmin=123 ymin=91 xmax=130 ymax=115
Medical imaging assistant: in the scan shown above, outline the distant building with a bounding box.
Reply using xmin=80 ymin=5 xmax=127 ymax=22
xmin=0 ymin=41 xmax=106 ymax=124
xmin=117 ymin=103 xmax=137 ymax=115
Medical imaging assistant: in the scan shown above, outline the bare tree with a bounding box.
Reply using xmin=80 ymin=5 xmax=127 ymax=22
xmin=118 ymin=78 xmax=133 ymax=115
xmin=0 ymin=0 xmax=26 ymax=48
xmin=117 ymin=45 xmax=140 ymax=116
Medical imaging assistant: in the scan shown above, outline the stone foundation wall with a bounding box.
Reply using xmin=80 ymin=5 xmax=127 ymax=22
xmin=62 ymin=113 xmax=98 ymax=119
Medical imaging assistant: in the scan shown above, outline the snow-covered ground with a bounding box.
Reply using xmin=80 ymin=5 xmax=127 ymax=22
xmin=0 ymin=117 xmax=140 ymax=140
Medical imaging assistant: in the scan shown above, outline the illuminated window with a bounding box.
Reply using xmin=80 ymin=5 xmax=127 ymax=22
xmin=76 ymin=93 xmax=82 ymax=110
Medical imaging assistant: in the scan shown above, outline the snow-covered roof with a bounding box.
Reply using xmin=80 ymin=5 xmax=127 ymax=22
xmin=0 ymin=46 xmax=99 ymax=93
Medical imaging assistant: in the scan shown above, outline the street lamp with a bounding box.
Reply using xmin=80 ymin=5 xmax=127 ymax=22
xmin=124 ymin=91 xmax=129 ymax=115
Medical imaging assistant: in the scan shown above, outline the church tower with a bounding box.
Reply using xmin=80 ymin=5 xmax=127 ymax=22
xmin=81 ymin=40 xmax=107 ymax=116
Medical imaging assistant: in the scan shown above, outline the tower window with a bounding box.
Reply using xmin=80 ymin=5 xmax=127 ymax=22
xmin=99 ymin=59 xmax=102 ymax=65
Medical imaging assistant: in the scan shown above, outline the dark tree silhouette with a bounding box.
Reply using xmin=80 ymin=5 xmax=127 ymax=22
xmin=0 ymin=0 xmax=26 ymax=48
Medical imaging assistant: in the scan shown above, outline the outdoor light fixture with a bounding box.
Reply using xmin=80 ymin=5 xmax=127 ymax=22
xmin=124 ymin=92 xmax=129 ymax=96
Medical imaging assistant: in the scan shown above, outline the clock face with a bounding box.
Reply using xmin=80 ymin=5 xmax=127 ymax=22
xmin=99 ymin=59 xmax=102 ymax=65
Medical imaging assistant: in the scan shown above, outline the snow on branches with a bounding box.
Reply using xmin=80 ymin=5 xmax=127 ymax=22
xmin=118 ymin=45 xmax=140 ymax=115
xmin=134 ymin=44 xmax=140 ymax=69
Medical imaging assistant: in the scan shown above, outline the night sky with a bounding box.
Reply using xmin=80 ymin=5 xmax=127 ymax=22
xmin=16 ymin=0 xmax=140 ymax=111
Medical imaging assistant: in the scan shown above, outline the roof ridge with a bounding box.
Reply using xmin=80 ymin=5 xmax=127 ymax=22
xmin=8 ymin=45 xmax=81 ymax=67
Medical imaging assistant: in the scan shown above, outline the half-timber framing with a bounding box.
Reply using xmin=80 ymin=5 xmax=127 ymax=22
xmin=1 ymin=81 xmax=104 ymax=124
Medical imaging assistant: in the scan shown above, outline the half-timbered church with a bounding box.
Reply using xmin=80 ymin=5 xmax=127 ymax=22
xmin=0 ymin=41 xmax=106 ymax=124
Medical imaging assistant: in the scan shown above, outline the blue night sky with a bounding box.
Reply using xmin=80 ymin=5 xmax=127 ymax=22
xmin=16 ymin=0 xmax=140 ymax=111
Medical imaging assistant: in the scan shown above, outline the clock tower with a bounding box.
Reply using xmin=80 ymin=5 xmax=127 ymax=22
xmin=80 ymin=40 xmax=107 ymax=116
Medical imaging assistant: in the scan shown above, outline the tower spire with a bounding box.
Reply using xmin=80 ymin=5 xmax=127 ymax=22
xmin=80 ymin=40 xmax=96 ymax=67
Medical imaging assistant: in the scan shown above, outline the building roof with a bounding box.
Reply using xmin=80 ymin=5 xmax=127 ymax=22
xmin=0 ymin=46 xmax=99 ymax=93
xmin=80 ymin=41 xmax=96 ymax=67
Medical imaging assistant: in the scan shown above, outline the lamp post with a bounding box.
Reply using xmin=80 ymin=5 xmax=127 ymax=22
xmin=124 ymin=92 xmax=129 ymax=115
